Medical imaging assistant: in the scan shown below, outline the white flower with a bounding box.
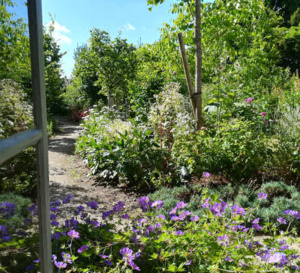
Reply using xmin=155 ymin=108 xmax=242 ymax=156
xmin=217 ymin=65 xmax=225 ymax=72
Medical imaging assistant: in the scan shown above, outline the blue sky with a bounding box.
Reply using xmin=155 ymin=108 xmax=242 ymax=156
xmin=13 ymin=0 xmax=178 ymax=77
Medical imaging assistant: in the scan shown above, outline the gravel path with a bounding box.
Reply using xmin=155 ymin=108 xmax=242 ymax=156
xmin=48 ymin=116 xmax=139 ymax=220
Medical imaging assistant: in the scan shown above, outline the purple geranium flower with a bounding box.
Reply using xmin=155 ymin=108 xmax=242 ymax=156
xmin=203 ymin=172 xmax=210 ymax=178
xmin=120 ymin=247 xmax=135 ymax=262
xmin=202 ymin=197 xmax=211 ymax=209
xmin=151 ymin=200 xmax=164 ymax=209
xmin=277 ymin=217 xmax=287 ymax=224
xmin=78 ymin=245 xmax=89 ymax=253
xmin=231 ymin=205 xmax=246 ymax=216
xmin=175 ymin=230 xmax=184 ymax=235
xmin=190 ymin=215 xmax=199 ymax=222
xmin=176 ymin=201 xmax=187 ymax=209
xmin=258 ymin=192 xmax=268 ymax=200
xmin=67 ymin=230 xmax=79 ymax=239
xmin=54 ymin=261 xmax=67 ymax=269
xmin=86 ymin=201 xmax=98 ymax=209
xmin=156 ymin=214 xmax=166 ymax=220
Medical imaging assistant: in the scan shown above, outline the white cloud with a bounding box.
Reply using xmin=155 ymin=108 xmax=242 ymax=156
xmin=120 ymin=23 xmax=136 ymax=32
xmin=46 ymin=21 xmax=72 ymax=46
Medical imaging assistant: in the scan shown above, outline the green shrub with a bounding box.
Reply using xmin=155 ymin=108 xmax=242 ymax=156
xmin=76 ymin=109 xmax=175 ymax=189
xmin=172 ymin=119 xmax=270 ymax=182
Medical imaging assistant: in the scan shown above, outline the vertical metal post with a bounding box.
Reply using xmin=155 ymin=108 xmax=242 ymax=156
xmin=28 ymin=0 xmax=52 ymax=272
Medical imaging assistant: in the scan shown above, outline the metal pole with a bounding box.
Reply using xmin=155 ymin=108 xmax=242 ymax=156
xmin=28 ymin=0 xmax=52 ymax=272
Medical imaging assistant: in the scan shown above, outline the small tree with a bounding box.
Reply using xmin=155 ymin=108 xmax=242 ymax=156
xmin=89 ymin=29 xmax=138 ymax=112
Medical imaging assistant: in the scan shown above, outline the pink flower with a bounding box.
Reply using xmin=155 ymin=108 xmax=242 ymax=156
xmin=245 ymin=97 xmax=253 ymax=103
xmin=260 ymin=112 xmax=266 ymax=117
xmin=264 ymin=120 xmax=268 ymax=124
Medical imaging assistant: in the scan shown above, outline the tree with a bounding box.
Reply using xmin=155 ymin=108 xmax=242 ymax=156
xmin=0 ymin=0 xmax=31 ymax=94
xmin=43 ymin=23 xmax=66 ymax=114
xmin=89 ymin=29 xmax=138 ymax=110
xmin=148 ymin=0 xmax=203 ymax=129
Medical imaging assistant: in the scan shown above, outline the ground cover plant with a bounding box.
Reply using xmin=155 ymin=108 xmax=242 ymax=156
xmin=2 ymin=192 xmax=300 ymax=272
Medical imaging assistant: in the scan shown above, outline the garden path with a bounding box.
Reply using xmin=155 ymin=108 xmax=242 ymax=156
xmin=48 ymin=116 xmax=139 ymax=221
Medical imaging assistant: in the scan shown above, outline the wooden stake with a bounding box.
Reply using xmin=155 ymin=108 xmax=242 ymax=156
xmin=177 ymin=33 xmax=196 ymax=115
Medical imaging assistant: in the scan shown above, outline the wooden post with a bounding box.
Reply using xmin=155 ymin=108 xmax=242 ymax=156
xmin=195 ymin=0 xmax=202 ymax=130
xmin=28 ymin=0 xmax=52 ymax=272
xmin=177 ymin=33 xmax=196 ymax=115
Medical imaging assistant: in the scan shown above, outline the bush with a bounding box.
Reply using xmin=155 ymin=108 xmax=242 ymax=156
xmin=172 ymin=119 xmax=270 ymax=182
xmin=0 ymin=79 xmax=37 ymax=197
xmin=1 ymin=193 xmax=300 ymax=272
xmin=76 ymin=108 xmax=175 ymax=189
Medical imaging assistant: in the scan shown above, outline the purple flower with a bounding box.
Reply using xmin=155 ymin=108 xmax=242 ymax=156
xmin=86 ymin=201 xmax=98 ymax=209
xmin=120 ymin=247 xmax=135 ymax=262
xmin=175 ymin=230 xmax=184 ymax=235
xmin=50 ymin=214 xmax=56 ymax=220
xmin=128 ymin=260 xmax=141 ymax=271
xmin=54 ymin=261 xmax=67 ymax=269
xmin=190 ymin=215 xmax=199 ymax=222
xmin=203 ymin=172 xmax=210 ymax=178
xmin=90 ymin=220 xmax=100 ymax=227
xmin=102 ymin=210 xmax=113 ymax=219
xmin=67 ymin=230 xmax=79 ymax=239
xmin=51 ymin=221 xmax=59 ymax=227
xmin=139 ymin=196 xmax=150 ymax=212
xmin=225 ymin=257 xmax=233 ymax=262
xmin=258 ymin=192 xmax=268 ymax=200
xmin=284 ymin=210 xmax=300 ymax=218
xmin=176 ymin=201 xmax=187 ymax=209
xmin=171 ymin=215 xmax=180 ymax=221
xmin=25 ymin=264 xmax=35 ymax=271
xmin=169 ymin=207 xmax=177 ymax=215
xmin=185 ymin=260 xmax=192 ymax=266
xmin=156 ymin=214 xmax=166 ymax=220
xmin=277 ymin=217 xmax=287 ymax=224
xmin=252 ymin=218 xmax=260 ymax=224
xmin=62 ymin=252 xmax=72 ymax=264
xmin=268 ymin=252 xmax=286 ymax=263
xmin=179 ymin=210 xmax=191 ymax=220
xmin=231 ymin=205 xmax=246 ymax=216
xmin=151 ymin=200 xmax=164 ymax=209
xmin=78 ymin=245 xmax=89 ymax=253
xmin=252 ymin=224 xmax=262 ymax=231
xmin=202 ymin=197 xmax=211 ymax=209
xmin=210 ymin=201 xmax=227 ymax=217
xmin=218 ymin=235 xmax=229 ymax=246
xmin=50 ymin=207 xmax=58 ymax=213
xmin=100 ymin=254 xmax=109 ymax=259
xmin=122 ymin=214 xmax=130 ymax=219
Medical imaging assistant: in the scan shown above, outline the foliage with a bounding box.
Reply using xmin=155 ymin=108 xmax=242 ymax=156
xmin=76 ymin=108 xmax=175 ymax=189
xmin=44 ymin=23 xmax=67 ymax=115
xmin=172 ymin=119 xmax=270 ymax=181
xmin=148 ymin=82 xmax=194 ymax=148
xmin=0 ymin=79 xmax=34 ymax=139
xmin=0 ymin=0 xmax=31 ymax=93
xmin=2 ymin=193 xmax=300 ymax=272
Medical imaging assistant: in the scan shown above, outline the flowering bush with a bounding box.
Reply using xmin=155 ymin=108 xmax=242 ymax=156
xmin=1 ymin=191 xmax=300 ymax=272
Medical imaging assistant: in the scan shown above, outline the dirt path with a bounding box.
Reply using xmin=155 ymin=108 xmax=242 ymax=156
xmin=48 ymin=116 xmax=139 ymax=220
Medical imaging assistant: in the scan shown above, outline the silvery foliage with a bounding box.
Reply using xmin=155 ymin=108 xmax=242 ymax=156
xmin=0 ymin=79 xmax=33 ymax=140
xmin=148 ymin=82 xmax=194 ymax=146
xmin=79 ymin=105 xmax=133 ymax=142
xmin=276 ymin=104 xmax=300 ymax=141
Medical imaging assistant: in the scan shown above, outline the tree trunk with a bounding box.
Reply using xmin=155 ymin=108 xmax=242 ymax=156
xmin=195 ymin=0 xmax=202 ymax=130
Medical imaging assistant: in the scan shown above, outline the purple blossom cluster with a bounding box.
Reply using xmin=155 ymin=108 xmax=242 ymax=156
xmin=2 ymin=192 xmax=300 ymax=272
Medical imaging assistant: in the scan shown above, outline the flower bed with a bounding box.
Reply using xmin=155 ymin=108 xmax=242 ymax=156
xmin=1 ymin=192 xmax=300 ymax=272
